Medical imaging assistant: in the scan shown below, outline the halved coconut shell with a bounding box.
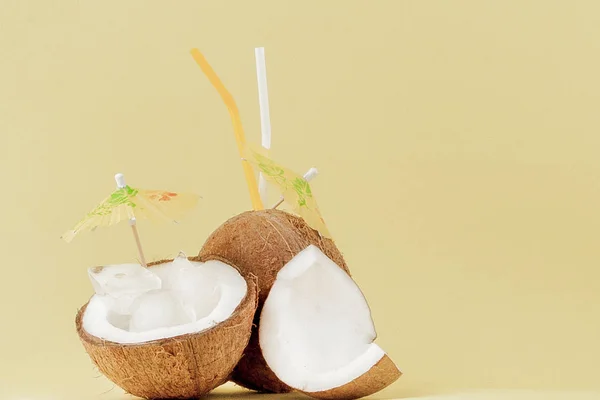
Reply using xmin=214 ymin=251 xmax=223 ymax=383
xmin=76 ymin=260 xmax=257 ymax=400
xmin=305 ymin=355 xmax=401 ymax=400
xmin=258 ymin=244 xmax=401 ymax=400
xmin=198 ymin=209 xmax=350 ymax=393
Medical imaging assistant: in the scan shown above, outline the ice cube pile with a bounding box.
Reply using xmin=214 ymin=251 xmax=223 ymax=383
xmin=88 ymin=252 xmax=222 ymax=332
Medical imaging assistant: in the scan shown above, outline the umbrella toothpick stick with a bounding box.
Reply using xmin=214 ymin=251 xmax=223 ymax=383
xmin=129 ymin=218 xmax=147 ymax=268
xmin=272 ymin=167 xmax=319 ymax=209
xmin=115 ymin=174 xmax=148 ymax=267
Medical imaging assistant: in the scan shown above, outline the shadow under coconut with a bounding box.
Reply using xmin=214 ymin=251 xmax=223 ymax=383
xmin=202 ymin=385 xmax=435 ymax=400
xmin=94 ymin=383 xmax=437 ymax=400
xmin=203 ymin=393 xmax=433 ymax=400
xmin=206 ymin=394 xmax=307 ymax=399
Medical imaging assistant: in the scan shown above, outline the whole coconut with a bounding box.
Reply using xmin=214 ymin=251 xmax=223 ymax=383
xmin=198 ymin=209 xmax=349 ymax=393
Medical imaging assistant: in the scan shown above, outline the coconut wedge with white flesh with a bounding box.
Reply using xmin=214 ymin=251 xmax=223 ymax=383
xmin=199 ymin=208 xmax=350 ymax=393
xmin=76 ymin=255 xmax=257 ymax=399
xmin=260 ymin=245 xmax=401 ymax=399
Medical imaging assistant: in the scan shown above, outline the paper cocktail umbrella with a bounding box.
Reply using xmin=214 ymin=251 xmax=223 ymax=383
xmin=61 ymin=173 xmax=200 ymax=266
xmin=242 ymin=145 xmax=331 ymax=238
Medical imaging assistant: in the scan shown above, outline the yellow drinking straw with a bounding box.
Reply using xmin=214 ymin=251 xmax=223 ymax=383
xmin=190 ymin=48 xmax=264 ymax=210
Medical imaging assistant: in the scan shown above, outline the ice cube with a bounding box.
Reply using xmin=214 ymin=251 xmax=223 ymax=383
xmin=88 ymin=263 xmax=161 ymax=297
xmin=99 ymin=293 xmax=141 ymax=315
xmin=170 ymin=264 xmax=222 ymax=320
xmin=150 ymin=252 xmax=194 ymax=290
xmin=106 ymin=310 xmax=131 ymax=331
xmin=129 ymin=290 xmax=195 ymax=332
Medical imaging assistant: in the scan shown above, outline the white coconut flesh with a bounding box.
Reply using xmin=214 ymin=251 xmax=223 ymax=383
xmin=259 ymin=245 xmax=386 ymax=393
xmin=82 ymin=255 xmax=247 ymax=344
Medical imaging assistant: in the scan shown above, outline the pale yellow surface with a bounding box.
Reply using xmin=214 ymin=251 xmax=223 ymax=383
xmin=2 ymin=1 xmax=600 ymax=399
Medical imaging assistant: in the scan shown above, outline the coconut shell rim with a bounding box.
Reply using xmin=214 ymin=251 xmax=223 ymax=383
xmin=299 ymin=354 xmax=402 ymax=399
xmin=76 ymin=258 xmax=258 ymax=348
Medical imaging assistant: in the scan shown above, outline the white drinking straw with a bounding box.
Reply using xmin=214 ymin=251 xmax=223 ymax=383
xmin=255 ymin=47 xmax=272 ymax=205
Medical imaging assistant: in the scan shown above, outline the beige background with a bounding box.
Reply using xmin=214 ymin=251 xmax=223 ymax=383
xmin=2 ymin=1 xmax=600 ymax=399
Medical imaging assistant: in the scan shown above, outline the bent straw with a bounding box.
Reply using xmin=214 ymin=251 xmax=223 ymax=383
xmin=190 ymin=48 xmax=264 ymax=210
xmin=255 ymin=47 xmax=272 ymax=206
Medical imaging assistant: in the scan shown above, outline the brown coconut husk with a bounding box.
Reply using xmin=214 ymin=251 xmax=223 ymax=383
xmin=200 ymin=209 xmax=350 ymax=305
xmin=76 ymin=259 xmax=258 ymax=400
xmin=304 ymin=355 xmax=401 ymax=400
xmin=198 ymin=209 xmax=350 ymax=393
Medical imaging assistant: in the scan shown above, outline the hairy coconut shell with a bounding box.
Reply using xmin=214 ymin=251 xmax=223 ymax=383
xmin=198 ymin=209 xmax=350 ymax=393
xmin=75 ymin=260 xmax=257 ymax=400
xmin=303 ymin=355 xmax=401 ymax=400
xmin=200 ymin=209 xmax=350 ymax=305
